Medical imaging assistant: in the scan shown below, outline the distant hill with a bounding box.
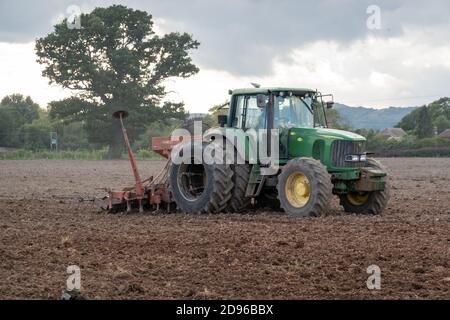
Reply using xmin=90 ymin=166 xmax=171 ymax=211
xmin=334 ymin=103 xmax=417 ymax=130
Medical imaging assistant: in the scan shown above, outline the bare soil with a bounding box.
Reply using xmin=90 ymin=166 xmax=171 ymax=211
xmin=0 ymin=158 xmax=449 ymax=299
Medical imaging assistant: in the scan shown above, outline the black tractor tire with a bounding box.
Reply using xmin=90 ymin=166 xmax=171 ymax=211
xmin=339 ymin=158 xmax=390 ymax=215
xmin=277 ymin=158 xmax=333 ymax=217
xmin=227 ymin=164 xmax=251 ymax=213
xmin=182 ymin=118 xmax=211 ymax=136
xmin=169 ymin=142 xmax=233 ymax=214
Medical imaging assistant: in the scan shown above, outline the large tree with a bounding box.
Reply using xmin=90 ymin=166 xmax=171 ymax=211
xmin=36 ymin=5 xmax=199 ymax=158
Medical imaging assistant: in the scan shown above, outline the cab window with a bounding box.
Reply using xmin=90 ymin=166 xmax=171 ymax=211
xmin=233 ymin=95 xmax=266 ymax=129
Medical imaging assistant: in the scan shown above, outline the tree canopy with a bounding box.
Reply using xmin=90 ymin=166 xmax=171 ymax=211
xmin=396 ymin=97 xmax=450 ymax=136
xmin=36 ymin=5 xmax=199 ymax=158
xmin=415 ymin=106 xmax=434 ymax=139
xmin=0 ymin=94 xmax=40 ymax=147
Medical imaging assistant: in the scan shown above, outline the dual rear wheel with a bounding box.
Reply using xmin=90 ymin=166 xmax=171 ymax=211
xmin=168 ymin=142 xmax=233 ymax=214
xmin=168 ymin=142 xmax=250 ymax=214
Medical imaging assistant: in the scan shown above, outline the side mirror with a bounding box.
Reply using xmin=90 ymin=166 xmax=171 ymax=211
xmin=218 ymin=115 xmax=227 ymax=127
xmin=256 ymin=94 xmax=267 ymax=108
xmin=326 ymin=101 xmax=334 ymax=109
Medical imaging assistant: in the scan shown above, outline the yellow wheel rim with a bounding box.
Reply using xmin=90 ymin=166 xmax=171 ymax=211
xmin=285 ymin=172 xmax=311 ymax=208
xmin=346 ymin=192 xmax=369 ymax=206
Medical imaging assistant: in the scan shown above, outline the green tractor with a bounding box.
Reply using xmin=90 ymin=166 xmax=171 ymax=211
xmin=168 ymin=87 xmax=390 ymax=216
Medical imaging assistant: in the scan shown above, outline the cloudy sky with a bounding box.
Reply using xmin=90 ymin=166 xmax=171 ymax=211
xmin=1 ymin=0 xmax=450 ymax=112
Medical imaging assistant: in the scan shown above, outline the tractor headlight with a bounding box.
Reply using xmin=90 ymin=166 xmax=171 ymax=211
xmin=345 ymin=154 xmax=366 ymax=162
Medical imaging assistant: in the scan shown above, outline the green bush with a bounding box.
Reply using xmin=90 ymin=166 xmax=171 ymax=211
xmin=135 ymin=149 xmax=163 ymax=160
xmin=0 ymin=147 xmax=168 ymax=160
xmin=53 ymin=121 xmax=90 ymax=150
xmin=0 ymin=149 xmax=109 ymax=160
xmin=379 ymin=147 xmax=450 ymax=157
xmin=22 ymin=118 xmax=52 ymax=150
xmin=413 ymin=137 xmax=450 ymax=149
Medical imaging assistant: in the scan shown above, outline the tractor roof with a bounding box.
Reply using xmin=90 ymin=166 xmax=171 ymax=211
xmin=230 ymin=87 xmax=316 ymax=95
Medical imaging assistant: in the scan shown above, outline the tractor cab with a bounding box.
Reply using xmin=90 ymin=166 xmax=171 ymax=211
xmin=225 ymin=88 xmax=332 ymax=131
xmin=220 ymin=88 xmax=346 ymax=165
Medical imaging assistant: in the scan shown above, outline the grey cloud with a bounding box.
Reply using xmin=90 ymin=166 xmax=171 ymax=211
xmin=136 ymin=0 xmax=404 ymax=75
xmin=0 ymin=0 xmax=116 ymax=42
xmin=0 ymin=0 xmax=69 ymax=42
xmin=1 ymin=0 xmax=449 ymax=76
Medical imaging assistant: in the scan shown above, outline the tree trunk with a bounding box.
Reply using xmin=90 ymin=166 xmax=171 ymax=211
xmin=103 ymin=120 xmax=124 ymax=159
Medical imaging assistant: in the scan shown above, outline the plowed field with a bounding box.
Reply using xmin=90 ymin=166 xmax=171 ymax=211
xmin=0 ymin=158 xmax=449 ymax=299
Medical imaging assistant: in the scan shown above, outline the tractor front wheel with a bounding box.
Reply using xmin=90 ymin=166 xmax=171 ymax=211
xmin=277 ymin=158 xmax=333 ymax=217
xmin=339 ymin=158 xmax=390 ymax=215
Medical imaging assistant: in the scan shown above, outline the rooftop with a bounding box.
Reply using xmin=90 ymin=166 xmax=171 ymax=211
xmin=438 ymin=128 xmax=450 ymax=138
xmin=380 ymin=128 xmax=407 ymax=137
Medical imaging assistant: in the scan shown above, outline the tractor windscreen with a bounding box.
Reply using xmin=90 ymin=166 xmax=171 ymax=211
xmin=274 ymin=95 xmax=315 ymax=128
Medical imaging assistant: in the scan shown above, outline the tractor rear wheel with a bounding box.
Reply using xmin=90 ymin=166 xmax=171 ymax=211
xmin=169 ymin=142 xmax=233 ymax=214
xmin=181 ymin=118 xmax=211 ymax=135
xmin=339 ymin=158 xmax=390 ymax=215
xmin=277 ymin=158 xmax=332 ymax=217
xmin=227 ymin=164 xmax=251 ymax=212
